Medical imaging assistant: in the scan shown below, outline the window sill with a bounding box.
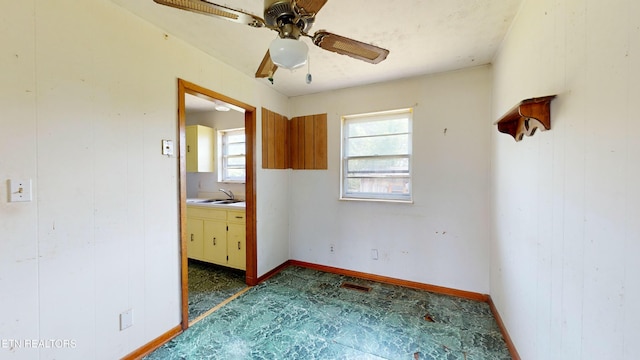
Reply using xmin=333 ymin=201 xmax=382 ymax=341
xmin=339 ymin=197 xmax=413 ymax=204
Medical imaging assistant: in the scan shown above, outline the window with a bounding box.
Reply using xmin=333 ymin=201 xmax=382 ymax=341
xmin=341 ymin=108 xmax=412 ymax=202
xmin=219 ymin=128 xmax=246 ymax=182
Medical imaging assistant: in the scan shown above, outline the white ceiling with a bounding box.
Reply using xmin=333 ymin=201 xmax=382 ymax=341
xmin=110 ymin=0 xmax=522 ymax=98
xmin=184 ymin=93 xmax=246 ymax=113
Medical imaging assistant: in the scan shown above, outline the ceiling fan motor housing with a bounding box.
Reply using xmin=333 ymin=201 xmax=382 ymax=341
xmin=264 ymin=0 xmax=314 ymax=37
xmin=264 ymin=0 xmax=294 ymax=27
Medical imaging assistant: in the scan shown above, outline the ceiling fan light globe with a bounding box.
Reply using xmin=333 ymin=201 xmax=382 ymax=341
xmin=269 ymin=38 xmax=308 ymax=69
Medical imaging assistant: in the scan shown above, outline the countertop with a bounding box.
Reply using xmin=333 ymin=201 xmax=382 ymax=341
xmin=186 ymin=199 xmax=246 ymax=210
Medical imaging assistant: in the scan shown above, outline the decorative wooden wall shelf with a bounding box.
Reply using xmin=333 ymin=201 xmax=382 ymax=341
xmin=495 ymin=95 xmax=556 ymax=141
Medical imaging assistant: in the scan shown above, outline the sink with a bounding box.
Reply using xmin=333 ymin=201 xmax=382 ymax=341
xmin=211 ymin=199 xmax=243 ymax=204
xmin=187 ymin=198 xmax=242 ymax=204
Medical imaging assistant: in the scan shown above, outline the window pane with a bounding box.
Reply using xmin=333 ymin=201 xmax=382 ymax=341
xmin=341 ymin=108 xmax=412 ymax=201
xmin=220 ymin=128 xmax=246 ymax=182
xmin=226 ymin=169 xmax=245 ymax=180
xmin=346 ymin=177 xmax=411 ymax=196
xmin=346 ymin=157 xmax=409 ymax=176
xmin=348 ymin=118 xmax=408 ymax=137
xmin=227 ymin=134 xmax=245 ymax=143
xmin=227 ymin=143 xmax=245 ymax=156
xmin=227 ymin=156 xmax=245 ymax=167
xmin=347 ymin=134 xmax=409 ymax=157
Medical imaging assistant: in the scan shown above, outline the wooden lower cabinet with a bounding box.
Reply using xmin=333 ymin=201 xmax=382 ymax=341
xmin=186 ymin=206 xmax=246 ymax=271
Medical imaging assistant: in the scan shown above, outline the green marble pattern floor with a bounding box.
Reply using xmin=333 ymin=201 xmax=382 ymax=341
xmin=147 ymin=266 xmax=511 ymax=359
xmin=188 ymin=260 xmax=247 ymax=323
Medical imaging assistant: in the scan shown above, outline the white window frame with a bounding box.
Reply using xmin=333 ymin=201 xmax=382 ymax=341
xmin=218 ymin=128 xmax=246 ymax=183
xmin=340 ymin=108 xmax=413 ymax=202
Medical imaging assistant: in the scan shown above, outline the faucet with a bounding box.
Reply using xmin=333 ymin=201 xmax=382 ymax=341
xmin=219 ymin=188 xmax=234 ymax=200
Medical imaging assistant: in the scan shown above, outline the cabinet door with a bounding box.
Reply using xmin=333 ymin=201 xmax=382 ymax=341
xmin=203 ymin=220 xmax=227 ymax=265
xmin=186 ymin=125 xmax=215 ymax=172
xmin=196 ymin=125 xmax=215 ymax=172
xmin=186 ymin=126 xmax=198 ymax=172
xmin=186 ymin=218 xmax=204 ymax=260
xmin=226 ymin=222 xmax=246 ymax=270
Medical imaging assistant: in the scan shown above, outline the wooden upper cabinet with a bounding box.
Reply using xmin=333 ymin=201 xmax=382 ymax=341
xmin=262 ymin=108 xmax=327 ymax=170
xmin=261 ymin=108 xmax=289 ymax=169
xmin=290 ymin=114 xmax=327 ymax=170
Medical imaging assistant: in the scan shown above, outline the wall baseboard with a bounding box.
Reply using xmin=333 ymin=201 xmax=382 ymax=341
xmin=121 ymin=324 xmax=182 ymax=360
xmin=488 ymin=296 xmax=521 ymax=360
xmin=288 ymin=260 xmax=489 ymax=302
xmin=256 ymin=260 xmax=290 ymax=283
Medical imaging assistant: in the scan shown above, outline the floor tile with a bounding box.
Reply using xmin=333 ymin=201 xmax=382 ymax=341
xmin=187 ymin=260 xmax=246 ymax=322
xmin=145 ymin=266 xmax=511 ymax=360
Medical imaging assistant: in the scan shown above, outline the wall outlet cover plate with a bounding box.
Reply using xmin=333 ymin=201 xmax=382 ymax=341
xmin=120 ymin=309 xmax=133 ymax=330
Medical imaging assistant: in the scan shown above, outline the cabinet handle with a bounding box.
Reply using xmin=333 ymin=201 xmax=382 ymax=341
xmin=213 ymin=237 xmax=216 ymax=246
xmin=235 ymin=216 xmax=243 ymax=219
xmin=187 ymin=145 xmax=190 ymax=153
xmin=190 ymin=234 xmax=194 ymax=242
xmin=238 ymin=241 xmax=241 ymax=250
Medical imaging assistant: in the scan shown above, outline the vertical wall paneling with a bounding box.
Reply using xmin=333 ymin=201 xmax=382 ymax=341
xmin=261 ymin=108 xmax=269 ymax=168
xmin=304 ymin=116 xmax=315 ymax=168
xmin=290 ymin=115 xmax=300 ymax=169
xmin=285 ymin=112 xmax=291 ymax=169
xmin=275 ymin=112 xmax=287 ymax=169
xmin=491 ymin=0 xmax=640 ymax=358
xmin=290 ymin=114 xmax=327 ymax=170
xmin=264 ymin=108 xmax=277 ymax=168
xmin=288 ymin=66 xmax=492 ymax=296
xmin=313 ymin=114 xmax=328 ymax=169
xmin=262 ymin=108 xmax=288 ymax=169
xmin=297 ymin=117 xmax=306 ymax=169
xmin=0 ymin=1 xmax=290 ymax=358
xmin=262 ymin=109 xmax=327 ymax=170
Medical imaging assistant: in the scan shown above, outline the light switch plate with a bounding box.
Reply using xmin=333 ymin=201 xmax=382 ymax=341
xmin=162 ymin=140 xmax=174 ymax=156
xmin=9 ymin=179 xmax=32 ymax=202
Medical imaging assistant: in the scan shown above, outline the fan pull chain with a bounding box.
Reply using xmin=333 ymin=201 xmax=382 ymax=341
xmin=306 ymin=55 xmax=312 ymax=84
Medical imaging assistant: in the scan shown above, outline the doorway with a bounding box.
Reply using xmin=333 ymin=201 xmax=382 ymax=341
xmin=177 ymin=79 xmax=257 ymax=330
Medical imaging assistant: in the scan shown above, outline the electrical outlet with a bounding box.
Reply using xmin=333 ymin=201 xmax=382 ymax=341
xmin=330 ymin=244 xmax=335 ymax=254
xmin=120 ymin=309 xmax=133 ymax=331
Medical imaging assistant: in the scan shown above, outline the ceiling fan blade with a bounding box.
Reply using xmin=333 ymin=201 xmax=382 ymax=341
xmin=153 ymin=0 xmax=265 ymax=28
xmin=295 ymin=0 xmax=328 ymax=15
xmin=312 ymin=31 xmax=389 ymax=64
xmin=255 ymin=50 xmax=278 ymax=78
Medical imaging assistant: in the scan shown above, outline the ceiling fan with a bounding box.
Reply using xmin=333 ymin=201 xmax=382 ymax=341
xmin=152 ymin=0 xmax=390 ymax=81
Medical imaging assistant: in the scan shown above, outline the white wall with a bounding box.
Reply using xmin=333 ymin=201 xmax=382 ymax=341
xmin=0 ymin=1 xmax=288 ymax=359
xmin=491 ymin=0 xmax=640 ymax=358
xmin=289 ymin=66 xmax=492 ymax=293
